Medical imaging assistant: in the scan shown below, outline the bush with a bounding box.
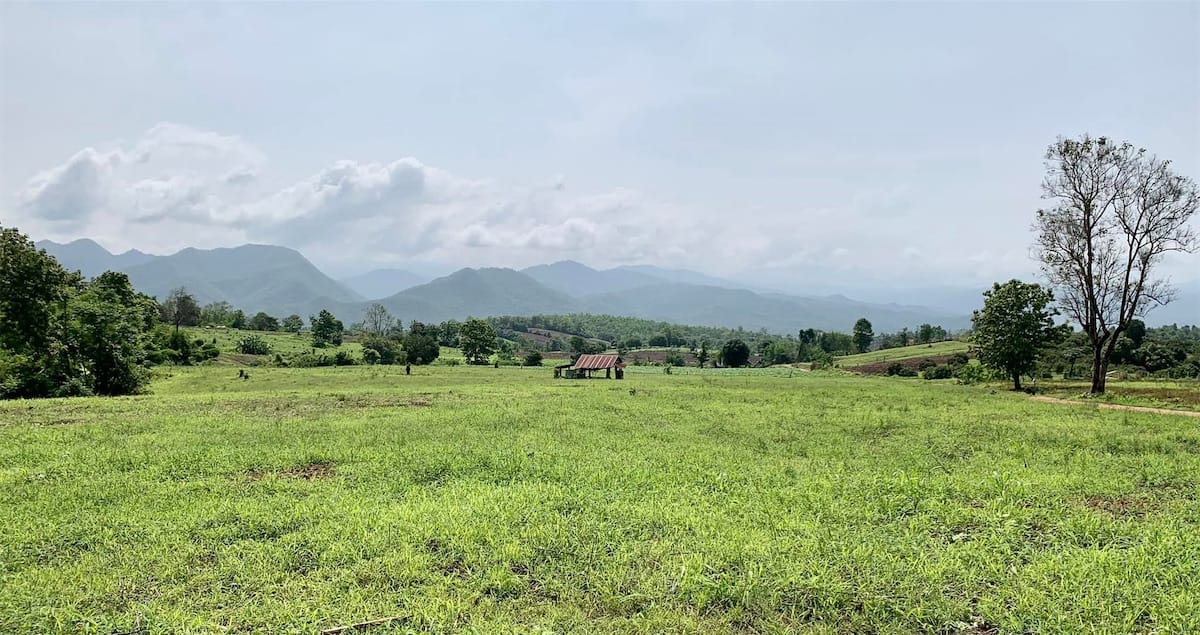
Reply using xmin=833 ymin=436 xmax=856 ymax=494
xmin=334 ymin=351 xmax=356 ymax=366
xmin=665 ymin=353 xmax=685 ymax=367
xmin=196 ymin=343 xmax=220 ymax=361
xmin=956 ymin=363 xmax=991 ymax=385
xmin=950 ymin=352 xmax=970 ymax=367
xmin=236 ymin=334 xmax=271 ymax=355
xmin=917 ymin=359 xmax=937 ymax=372
xmin=523 ymin=351 xmax=544 ymax=367
xmin=362 ymin=348 xmax=380 ymax=365
xmin=924 ymin=364 xmax=954 ymax=380
xmin=886 ymin=362 xmax=905 ymax=376
xmin=361 ymin=335 xmax=400 ymax=365
xmin=289 ymin=352 xmax=333 ymax=368
xmin=896 ymin=367 xmax=918 ymax=377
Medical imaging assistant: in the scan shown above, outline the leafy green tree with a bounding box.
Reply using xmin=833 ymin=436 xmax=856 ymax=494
xmin=404 ymin=332 xmax=440 ymax=365
xmin=523 ymin=351 xmax=543 ymax=366
xmin=720 ymin=339 xmax=751 ymax=368
xmin=437 ymin=319 xmax=461 ymax=347
xmin=696 ymin=342 xmax=709 ymax=367
xmin=230 ymin=309 xmax=247 ymax=329
xmin=0 ymin=227 xmax=73 ymax=358
xmin=852 ymin=318 xmax=874 ymax=353
xmin=281 ymin=314 xmax=304 ymax=333
xmin=972 ymin=280 xmax=1062 ymax=391
xmin=310 ymin=309 xmax=344 ymax=347
xmin=67 ymin=272 xmax=157 ymax=395
xmin=249 ymin=311 xmax=279 ymax=331
xmin=1 ymin=228 xmax=158 ymax=398
xmin=361 ymin=334 xmax=401 ymax=365
xmin=1125 ymin=319 xmax=1146 ymax=349
xmin=200 ymin=301 xmax=236 ymax=326
xmin=460 ymin=318 xmax=497 ymax=365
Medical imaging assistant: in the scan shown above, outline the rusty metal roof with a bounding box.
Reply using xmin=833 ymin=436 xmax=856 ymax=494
xmin=572 ymin=354 xmax=623 ymax=370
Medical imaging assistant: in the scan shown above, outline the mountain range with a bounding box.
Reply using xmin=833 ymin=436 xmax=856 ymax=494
xmin=38 ymin=238 xmax=1195 ymax=332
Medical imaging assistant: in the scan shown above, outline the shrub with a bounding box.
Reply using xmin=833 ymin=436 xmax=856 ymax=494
xmin=236 ymin=334 xmax=271 ymax=355
xmin=956 ymin=363 xmax=991 ymax=385
xmin=362 ymin=348 xmax=380 ymax=365
xmin=950 ymin=352 xmax=970 ymax=367
xmin=917 ymin=359 xmax=937 ymax=372
xmin=289 ymin=352 xmax=333 ymax=368
xmin=886 ymin=362 xmax=905 ymax=376
xmin=523 ymin=351 xmax=544 ymax=367
xmin=924 ymin=364 xmax=954 ymax=380
xmin=665 ymin=353 xmax=685 ymax=367
xmin=361 ymin=335 xmax=400 ymax=365
xmin=334 ymin=351 xmax=356 ymax=366
xmin=896 ymin=367 xmax=918 ymax=377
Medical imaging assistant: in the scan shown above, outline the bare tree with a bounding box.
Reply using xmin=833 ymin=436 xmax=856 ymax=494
xmin=362 ymin=303 xmax=394 ymax=336
xmin=1034 ymin=135 xmax=1198 ymax=393
xmin=160 ymin=287 xmax=201 ymax=334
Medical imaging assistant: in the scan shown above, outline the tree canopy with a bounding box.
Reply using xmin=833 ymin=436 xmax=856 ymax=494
xmin=972 ymin=280 xmax=1062 ymax=391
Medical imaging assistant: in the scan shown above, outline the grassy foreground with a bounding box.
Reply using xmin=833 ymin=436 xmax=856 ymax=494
xmin=2 ymin=367 xmax=1199 ymax=633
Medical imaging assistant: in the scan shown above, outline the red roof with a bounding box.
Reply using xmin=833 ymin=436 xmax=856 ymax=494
xmin=572 ymin=354 xmax=623 ymax=370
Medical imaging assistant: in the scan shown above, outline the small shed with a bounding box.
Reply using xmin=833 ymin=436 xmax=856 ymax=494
xmin=555 ymin=354 xmax=625 ymax=379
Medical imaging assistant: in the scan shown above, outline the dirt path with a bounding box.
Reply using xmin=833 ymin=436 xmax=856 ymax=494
xmin=1030 ymin=395 xmax=1200 ymax=418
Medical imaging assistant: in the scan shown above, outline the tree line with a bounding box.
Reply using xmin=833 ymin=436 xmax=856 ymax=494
xmin=969 ymin=135 xmax=1198 ymax=391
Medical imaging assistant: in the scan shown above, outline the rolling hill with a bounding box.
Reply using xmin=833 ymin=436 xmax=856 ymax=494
xmin=35 ymin=238 xmax=975 ymax=333
xmin=37 ymin=238 xmax=154 ymax=278
xmin=373 ymin=268 xmax=581 ymax=322
xmin=36 ymin=240 xmax=362 ymax=316
xmin=339 ymin=268 xmax=428 ymax=300
xmin=522 ymin=260 xmax=663 ymax=296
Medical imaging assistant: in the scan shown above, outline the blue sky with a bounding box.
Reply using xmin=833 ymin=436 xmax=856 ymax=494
xmin=2 ymin=2 xmax=1197 ymax=292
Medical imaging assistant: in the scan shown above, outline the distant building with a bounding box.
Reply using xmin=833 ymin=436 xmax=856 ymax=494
xmin=555 ymin=354 xmax=625 ymax=379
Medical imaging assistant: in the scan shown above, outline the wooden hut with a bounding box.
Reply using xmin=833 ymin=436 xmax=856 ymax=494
xmin=555 ymin=354 xmax=625 ymax=379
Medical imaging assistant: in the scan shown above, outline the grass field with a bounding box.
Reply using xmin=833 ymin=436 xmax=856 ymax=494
xmin=835 ymin=340 xmax=971 ymax=367
xmin=3 ymin=366 xmax=1200 ymax=633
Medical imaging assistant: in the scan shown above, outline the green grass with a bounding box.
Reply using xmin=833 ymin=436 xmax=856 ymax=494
xmin=2 ymin=367 xmax=1199 ymax=633
xmin=836 ymin=340 xmax=971 ymax=366
xmin=1035 ymin=378 xmax=1200 ymax=413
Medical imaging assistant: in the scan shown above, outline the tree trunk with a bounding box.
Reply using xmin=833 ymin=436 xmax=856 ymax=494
xmin=1089 ymin=345 xmax=1106 ymax=394
xmin=1012 ymin=371 xmax=1022 ymax=391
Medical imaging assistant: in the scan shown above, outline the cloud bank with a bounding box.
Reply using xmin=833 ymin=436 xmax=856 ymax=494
xmin=12 ymin=122 xmax=1042 ymax=283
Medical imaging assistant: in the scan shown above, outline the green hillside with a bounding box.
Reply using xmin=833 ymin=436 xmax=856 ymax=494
xmin=836 ymin=340 xmax=972 ymax=366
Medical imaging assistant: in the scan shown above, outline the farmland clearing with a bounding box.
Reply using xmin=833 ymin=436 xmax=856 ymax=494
xmin=2 ymin=366 xmax=1199 ymax=633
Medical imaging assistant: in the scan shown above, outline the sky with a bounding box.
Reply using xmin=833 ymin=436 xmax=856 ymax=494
xmin=2 ymin=1 xmax=1197 ymax=293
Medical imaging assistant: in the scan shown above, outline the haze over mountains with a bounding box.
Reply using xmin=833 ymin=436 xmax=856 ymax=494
xmin=37 ymin=239 xmax=1196 ymax=333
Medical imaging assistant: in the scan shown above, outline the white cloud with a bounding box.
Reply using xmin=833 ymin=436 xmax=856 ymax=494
xmin=14 ymin=121 xmax=1140 ymax=285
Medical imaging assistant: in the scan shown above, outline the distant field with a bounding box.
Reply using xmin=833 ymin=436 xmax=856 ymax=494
xmin=181 ymin=327 xmax=468 ymax=366
xmin=184 ymin=326 xmax=363 ymax=360
xmin=3 ymin=367 xmax=1199 ymax=632
xmin=836 ymin=340 xmax=971 ymax=367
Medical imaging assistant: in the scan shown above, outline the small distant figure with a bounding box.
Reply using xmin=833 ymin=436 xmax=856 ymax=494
xmin=237 ymin=369 xmax=246 ymax=379
xmin=494 ymin=361 xmax=499 ymax=369
xmin=405 ymin=363 xmax=411 ymax=375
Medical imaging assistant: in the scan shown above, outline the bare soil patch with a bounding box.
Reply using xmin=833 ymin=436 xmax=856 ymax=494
xmin=1083 ymin=495 xmax=1157 ymax=518
xmin=247 ymin=461 xmax=336 ymax=481
xmin=1031 ymin=396 xmax=1200 ymax=418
